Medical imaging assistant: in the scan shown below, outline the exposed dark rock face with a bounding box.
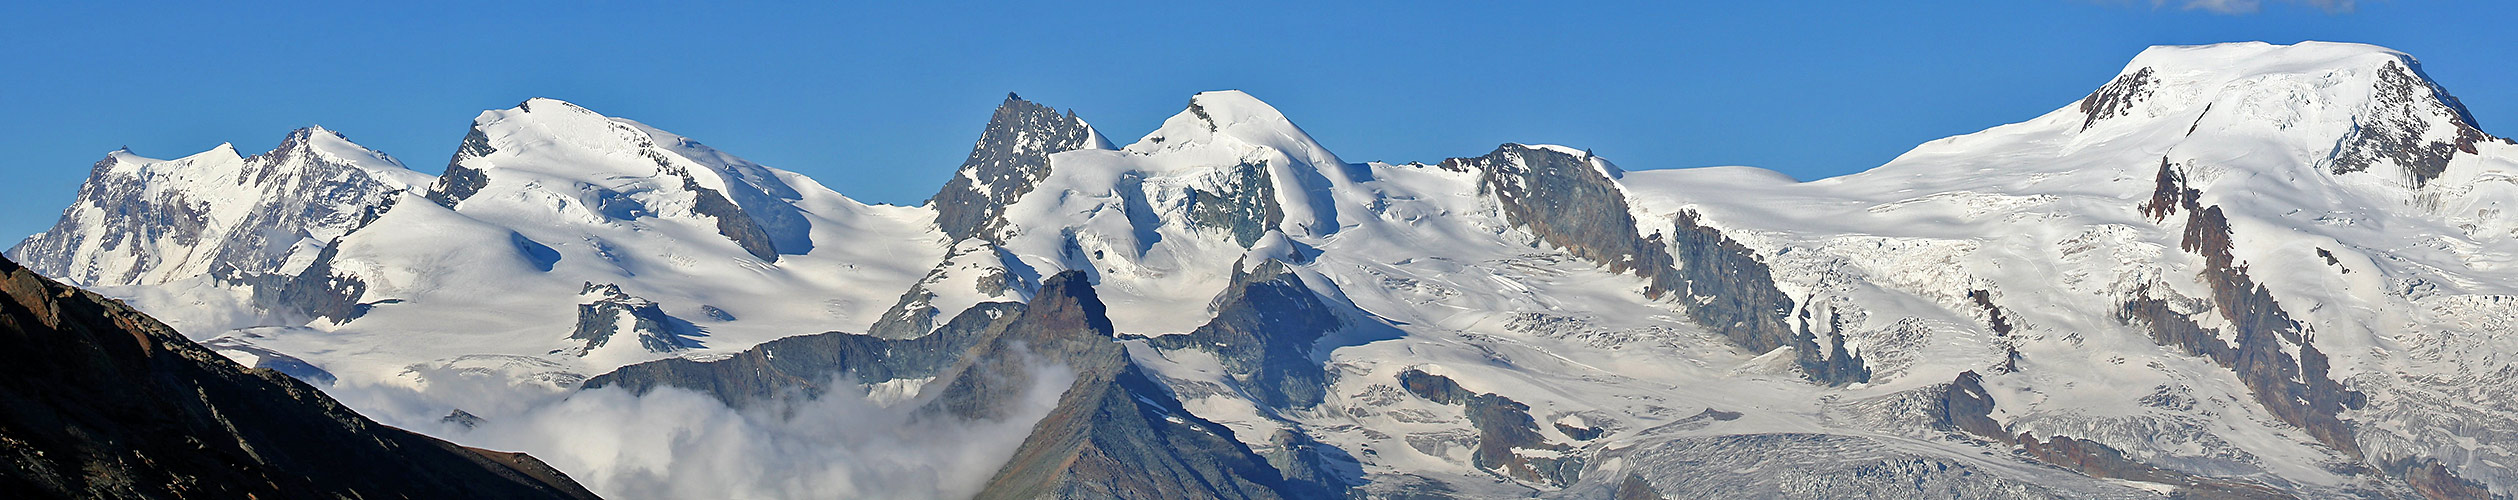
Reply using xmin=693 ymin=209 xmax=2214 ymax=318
xmin=583 ymin=301 xmax=1018 ymax=408
xmin=1967 ymin=290 xmax=2015 ymax=337
xmin=2130 ymin=161 xmax=2365 ymax=457
xmin=1185 ymin=161 xmax=1286 ymax=248
xmin=932 ymin=94 xmax=1102 ymax=243
xmin=1260 ymin=428 xmax=1354 ymax=497
xmin=2141 ymin=158 xmax=2197 ymax=223
xmin=868 ymin=283 xmax=944 ymax=340
xmin=2120 ymin=161 xmax=2506 ymax=497
xmin=1936 ymin=371 xmax=2008 ymax=440
xmin=675 ymin=171 xmax=781 ymax=262
xmin=2315 ymin=248 xmax=2348 ymax=272
xmin=2327 ymin=61 xmax=2494 ymax=186
xmin=589 ymin=273 xmax=1314 ymax=499
xmin=1136 ymin=259 xmax=1340 ymax=409
xmin=2081 ymin=67 xmax=2158 ymax=131
xmin=0 ymin=255 xmax=598 ymax=499
xmin=1615 ymin=473 xmax=1667 ymax=500
xmin=1446 ymin=144 xmax=1867 ymax=386
xmin=1925 ymin=371 xmax=2291 ymax=499
xmin=1395 ymin=368 xmax=1582 ymax=487
xmin=441 ymin=409 xmax=485 ymax=429
xmin=216 ymin=238 xmax=369 ymax=325
xmin=560 ymin=283 xmax=697 ymax=356
xmin=1670 ymin=210 xmax=1869 ymax=386
xmin=1449 ymin=144 xmax=1670 ymax=291
xmin=867 ymin=242 xmax=1030 ymax=340
xmin=1966 ymin=290 xmax=2026 ymax=373
xmin=428 ymin=125 xmax=497 ymax=207
xmin=946 ymin=273 xmax=1317 ymax=500
xmin=1556 ymin=422 xmax=1605 ymax=441
xmin=2382 ymin=458 xmax=2496 ymax=500
xmin=2012 ymin=435 xmax=2290 ymax=500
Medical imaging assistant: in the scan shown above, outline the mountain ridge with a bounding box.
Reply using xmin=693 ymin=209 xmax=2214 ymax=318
xmin=9 ymin=41 xmax=2517 ymax=499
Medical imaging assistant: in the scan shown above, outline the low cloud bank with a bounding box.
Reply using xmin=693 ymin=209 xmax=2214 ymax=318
xmin=323 ymin=359 xmax=1075 ymax=500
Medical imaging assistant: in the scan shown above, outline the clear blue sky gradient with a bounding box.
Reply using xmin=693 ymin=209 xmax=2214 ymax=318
xmin=4 ymin=1 xmax=2513 ymax=240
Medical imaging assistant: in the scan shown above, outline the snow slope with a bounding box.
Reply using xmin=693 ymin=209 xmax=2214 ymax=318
xmin=14 ymin=41 xmax=2517 ymax=499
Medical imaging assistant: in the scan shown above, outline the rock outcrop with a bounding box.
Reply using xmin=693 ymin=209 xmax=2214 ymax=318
xmin=1927 ymin=371 xmax=2289 ymax=499
xmin=2324 ymin=60 xmax=2493 ymax=186
xmin=945 ymin=273 xmax=1319 ymax=500
xmin=1136 ymin=259 xmax=1340 ymax=409
xmin=1396 ymin=369 xmax=1582 ymax=487
xmin=583 ymin=301 xmax=1019 ymax=407
xmin=587 ymin=272 xmax=1318 ymax=499
xmin=2130 ymin=160 xmax=2364 ymax=457
xmin=931 ymin=93 xmax=1105 ymax=243
xmin=559 ymin=283 xmax=698 ymax=357
xmin=1447 ymin=144 xmax=1868 ymax=386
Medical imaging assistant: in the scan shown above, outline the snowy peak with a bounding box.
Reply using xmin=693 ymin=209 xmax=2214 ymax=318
xmin=2073 ymin=42 xmax=2494 ymax=185
xmin=426 ymin=97 xmax=813 ymax=261
xmin=1128 ymin=91 xmax=1337 ymax=162
xmin=8 ymin=128 xmax=424 ymax=287
xmin=931 ymin=93 xmax=1110 ymax=242
xmin=253 ymin=126 xmax=430 ymax=190
xmin=1123 ymin=90 xmax=1347 ymax=238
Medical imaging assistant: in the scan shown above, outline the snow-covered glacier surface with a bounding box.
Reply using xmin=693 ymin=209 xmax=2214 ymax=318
xmin=11 ymin=42 xmax=2518 ymax=499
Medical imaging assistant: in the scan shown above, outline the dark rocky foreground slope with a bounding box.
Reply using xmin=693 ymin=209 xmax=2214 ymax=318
xmin=0 ymin=255 xmax=599 ymax=499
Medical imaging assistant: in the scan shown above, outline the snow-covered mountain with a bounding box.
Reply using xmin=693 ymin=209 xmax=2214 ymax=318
xmin=11 ymin=41 xmax=2516 ymax=499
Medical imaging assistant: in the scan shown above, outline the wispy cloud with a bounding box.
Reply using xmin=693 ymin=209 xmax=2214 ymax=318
xmin=326 ymin=360 xmax=1078 ymax=500
xmin=2122 ymin=0 xmax=2359 ymax=14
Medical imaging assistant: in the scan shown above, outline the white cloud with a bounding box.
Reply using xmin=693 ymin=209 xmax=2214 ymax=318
xmin=2159 ymin=0 xmax=2357 ymax=14
xmin=324 ymin=359 xmax=1076 ymax=500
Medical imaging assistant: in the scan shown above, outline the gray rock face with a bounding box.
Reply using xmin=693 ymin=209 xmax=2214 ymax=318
xmin=230 ymin=238 xmax=368 ymax=325
xmin=931 ymin=94 xmax=1104 ymax=243
xmin=933 ymin=272 xmax=1320 ymax=500
xmin=1137 ymin=259 xmax=1340 ymax=409
xmin=584 ymin=301 xmax=1019 ymax=407
xmin=1396 ymin=369 xmax=1582 ymax=487
xmin=1450 ymin=144 xmax=1667 ymax=291
xmin=2121 ymin=160 xmax=2505 ymax=496
xmin=867 ymin=242 xmax=1032 ymax=340
xmin=1576 ymin=433 xmax=2123 ymax=500
xmin=2326 ymin=60 xmax=2494 ymax=186
xmin=560 ymin=283 xmax=697 ymax=356
xmin=2132 ymin=160 xmax=2364 ymax=456
xmin=586 ymin=273 xmax=1318 ymax=499
xmin=1448 ymin=144 xmax=1867 ymax=386
xmin=426 ymin=125 xmax=496 ymax=207
xmin=10 ymin=127 xmax=417 ymax=288
xmin=677 ymin=169 xmax=780 ymax=262
xmin=2081 ymin=67 xmax=2158 ymax=131
xmin=1185 ymin=161 xmax=1286 ymax=248
xmin=1914 ymin=372 xmax=2293 ymax=499
xmin=0 ymin=255 xmax=598 ymax=500
xmin=1669 ymin=210 xmax=1870 ymax=386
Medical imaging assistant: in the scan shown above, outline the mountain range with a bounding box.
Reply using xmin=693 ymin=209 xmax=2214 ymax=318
xmin=8 ymin=41 xmax=2516 ymax=499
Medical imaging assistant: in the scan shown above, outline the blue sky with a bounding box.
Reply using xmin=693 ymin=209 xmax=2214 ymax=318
xmin=3 ymin=1 xmax=2511 ymax=240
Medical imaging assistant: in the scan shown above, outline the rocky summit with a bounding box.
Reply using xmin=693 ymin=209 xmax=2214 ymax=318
xmin=9 ymin=41 xmax=2518 ymax=499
